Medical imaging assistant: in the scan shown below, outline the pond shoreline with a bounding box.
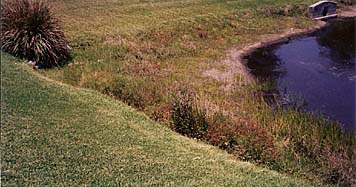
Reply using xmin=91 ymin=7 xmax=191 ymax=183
xmin=245 ymin=18 xmax=355 ymax=130
xmin=239 ymin=6 xmax=356 ymax=79
xmin=207 ymin=6 xmax=356 ymax=88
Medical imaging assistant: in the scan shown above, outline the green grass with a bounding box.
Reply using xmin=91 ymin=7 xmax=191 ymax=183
xmin=4 ymin=0 xmax=355 ymax=186
xmin=32 ymin=0 xmax=356 ymax=185
xmin=1 ymin=54 xmax=318 ymax=186
xmin=42 ymin=0 xmax=316 ymax=120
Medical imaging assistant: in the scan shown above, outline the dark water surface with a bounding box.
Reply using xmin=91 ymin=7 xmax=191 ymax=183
xmin=246 ymin=18 xmax=356 ymax=131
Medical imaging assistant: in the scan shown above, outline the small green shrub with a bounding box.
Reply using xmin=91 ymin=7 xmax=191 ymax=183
xmin=1 ymin=0 xmax=70 ymax=68
xmin=171 ymin=90 xmax=208 ymax=139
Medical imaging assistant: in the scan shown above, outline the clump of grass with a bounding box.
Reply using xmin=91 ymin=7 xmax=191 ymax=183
xmin=319 ymin=146 xmax=356 ymax=186
xmin=1 ymin=0 xmax=70 ymax=68
xmin=171 ymin=89 xmax=208 ymax=139
xmin=206 ymin=113 xmax=277 ymax=165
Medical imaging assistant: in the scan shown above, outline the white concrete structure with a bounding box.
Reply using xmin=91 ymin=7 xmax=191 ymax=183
xmin=309 ymin=1 xmax=337 ymax=20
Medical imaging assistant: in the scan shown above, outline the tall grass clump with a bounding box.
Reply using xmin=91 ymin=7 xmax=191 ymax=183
xmin=1 ymin=0 xmax=70 ymax=68
xmin=171 ymin=90 xmax=208 ymax=139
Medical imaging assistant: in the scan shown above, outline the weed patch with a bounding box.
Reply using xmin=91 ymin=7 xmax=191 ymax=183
xmin=171 ymin=89 xmax=208 ymax=139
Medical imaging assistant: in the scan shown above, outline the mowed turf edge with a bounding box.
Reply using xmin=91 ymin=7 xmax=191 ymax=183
xmin=1 ymin=54 xmax=315 ymax=186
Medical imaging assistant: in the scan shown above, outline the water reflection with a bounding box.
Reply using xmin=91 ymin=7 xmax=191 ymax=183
xmin=245 ymin=18 xmax=356 ymax=131
xmin=317 ymin=18 xmax=355 ymax=64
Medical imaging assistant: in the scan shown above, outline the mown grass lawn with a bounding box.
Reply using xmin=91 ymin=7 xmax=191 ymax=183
xmin=0 ymin=54 xmax=317 ymax=186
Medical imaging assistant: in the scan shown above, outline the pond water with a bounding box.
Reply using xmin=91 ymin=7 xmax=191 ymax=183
xmin=245 ymin=18 xmax=355 ymax=131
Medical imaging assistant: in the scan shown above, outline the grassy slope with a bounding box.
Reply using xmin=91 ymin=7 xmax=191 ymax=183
xmin=43 ymin=0 xmax=316 ymax=95
xmin=42 ymin=0 xmax=317 ymax=122
xmin=50 ymin=0 xmax=315 ymax=36
xmin=1 ymin=54 xmax=314 ymax=186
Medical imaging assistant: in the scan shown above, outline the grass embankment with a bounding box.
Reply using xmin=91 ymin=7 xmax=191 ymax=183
xmin=36 ymin=0 xmax=355 ymax=186
xmin=43 ymin=0 xmax=317 ymax=119
xmin=1 ymin=54 xmax=315 ymax=186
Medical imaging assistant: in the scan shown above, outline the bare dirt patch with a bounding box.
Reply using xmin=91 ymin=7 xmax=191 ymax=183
xmin=203 ymin=22 xmax=326 ymax=90
xmin=338 ymin=6 xmax=356 ymax=17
